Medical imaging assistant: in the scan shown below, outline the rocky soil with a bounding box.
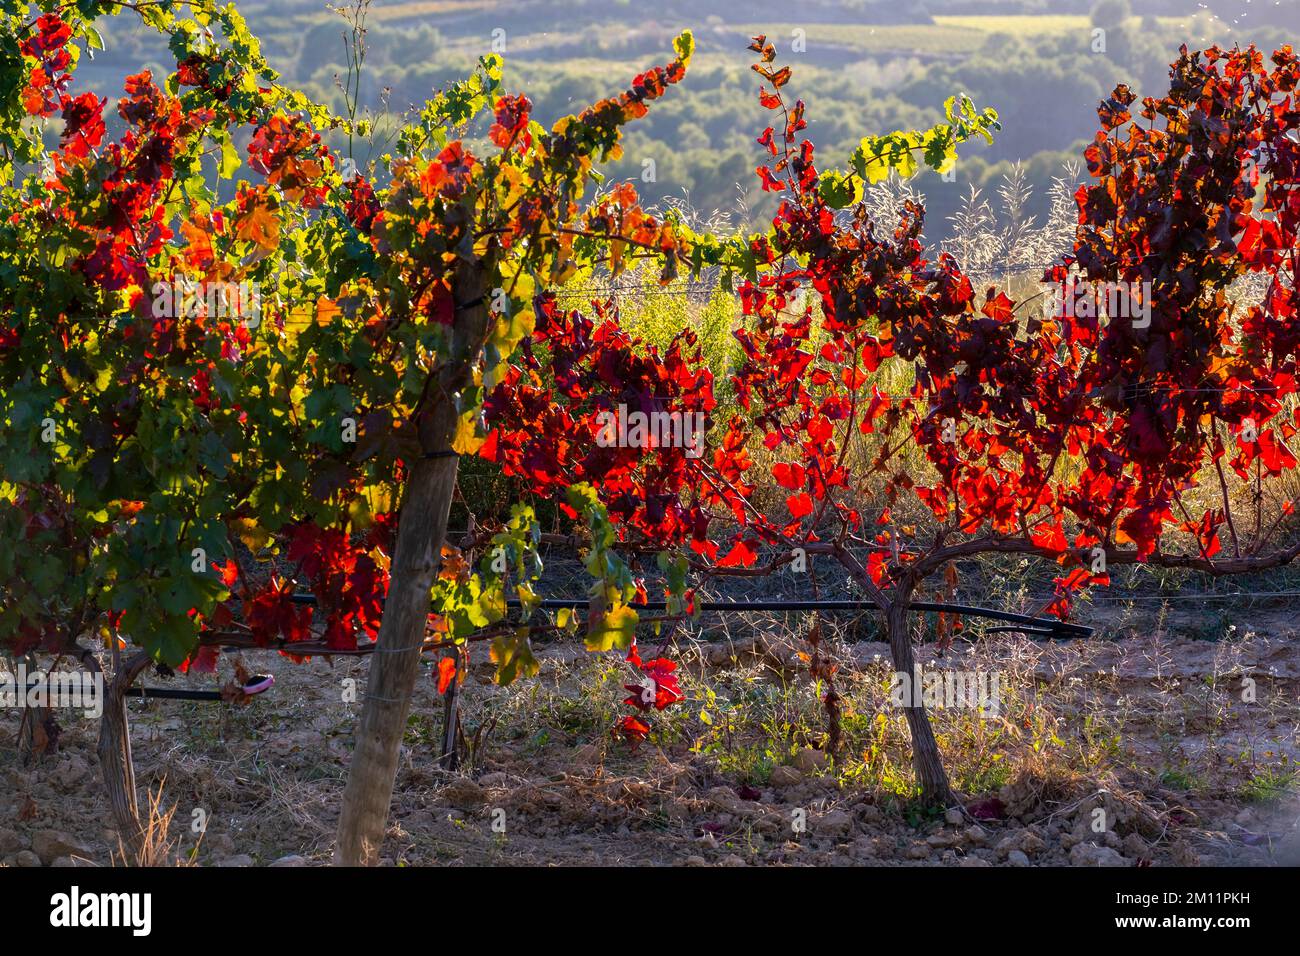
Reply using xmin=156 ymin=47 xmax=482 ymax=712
xmin=3 ymin=622 xmax=1298 ymax=867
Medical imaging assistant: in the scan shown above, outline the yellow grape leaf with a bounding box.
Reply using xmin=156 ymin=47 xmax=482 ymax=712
xmin=608 ymin=238 xmax=627 ymax=272
xmin=346 ymin=495 xmax=373 ymax=530
xmin=450 ymin=410 xmax=485 ymax=455
xmin=284 ymin=305 xmax=311 ymax=334
xmin=231 ymin=517 xmax=271 ymax=551
xmin=490 ymin=628 xmax=539 ymax=685
xmin=489 ymin=305 xmax=534 ymax=357
xmin=363 ymin=482 xmax=396 ymax=514
xmin=673 ymin=30 xmax=695 ymax=69
xmin=498 ymin=163 xmax=525 ymax=208
xmin=894 ymin=145 xmax=918 ymax=180
xmin=934 ymin=142 xmax=958 ymax=176
xmin=516 ymin=582 xmax=540 ymax=612
xmin=585 ymin=604 xmax=638 ymax=652
xmin=512 ymin=271 xmax=536 ymax=304
xmin=287 ymin=382 xmax=308 ymax=420
xmin=549 ymin=256 xmax=578 ymax=286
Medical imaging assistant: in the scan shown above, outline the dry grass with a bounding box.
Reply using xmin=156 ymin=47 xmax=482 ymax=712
xmin=3 ymin=597 xmax=1297 ymax=867
xmin=112 ymin=780 xmax=185 ymax=867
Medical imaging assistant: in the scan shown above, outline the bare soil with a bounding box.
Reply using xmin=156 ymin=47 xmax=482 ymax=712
xmin=2 ymin=599 xmax=1298 ymax=868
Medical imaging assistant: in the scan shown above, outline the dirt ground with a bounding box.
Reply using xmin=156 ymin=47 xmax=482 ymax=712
xmin=2 ymin=597 xmax=1299 ymax=867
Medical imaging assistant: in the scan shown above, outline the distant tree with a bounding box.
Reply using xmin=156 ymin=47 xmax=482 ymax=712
xmin=1091 ymin=0 xmax=1132 ymax=31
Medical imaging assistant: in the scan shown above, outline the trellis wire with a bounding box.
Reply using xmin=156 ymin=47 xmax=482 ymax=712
xmin=282 ymin=590 xmax=1089 ymax=640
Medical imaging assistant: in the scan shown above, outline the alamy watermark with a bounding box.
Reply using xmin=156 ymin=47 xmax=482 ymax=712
xmin=1043 ymin=277 xmax=1152 ymax=328
xmin=151 ymin=277 xmax=262 ymax=327
xmin=889 ymin=665 xmax=1001 ymax=717
xmin=595 ymin=403 xmax=706 ymax=459
xmin=0 ymin=662 xmax=103 ymax=719
xmin=50 ymin=886 xmax=151 ymax=936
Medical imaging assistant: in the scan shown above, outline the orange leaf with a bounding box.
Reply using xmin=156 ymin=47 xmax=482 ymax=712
xmin=436 ymin=656 xmax=457 ymax=694
xmin=234 ymin=197 xmax=280 ymax=250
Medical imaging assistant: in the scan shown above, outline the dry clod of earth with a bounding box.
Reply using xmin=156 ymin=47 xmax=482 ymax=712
xmin=769 ymin=766 xmax=804 ymax=788
xmin=440 ymin=778 xmax=489 ymax=809
xmin=817 ymin=809 xmax=855 ymax=838
xmin=792 ymin=748 xmax=829 ymax=774
xmin=1068 ymin=843 xmax=1130 ymax=867
xmin=32 ymin=830 xmax=91 ymax=866
xmin=0 ymin=829 xmax=24 ymax=854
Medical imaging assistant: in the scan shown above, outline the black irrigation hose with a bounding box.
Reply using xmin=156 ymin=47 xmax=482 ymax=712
xmin=285 ymin=591 xmax=1091 ymax=639
xmin=111 ymin=598 xmax=1082 ymax=705
xmin=124 ymin=687 xmax=224 ymax=701
xmin=511 ymin=597 xmax=1094 ymax=640
xmin=20 ymin=680 xmax=272 ymax=703
xmin=122 ymin=675 xmax=276 ymax=701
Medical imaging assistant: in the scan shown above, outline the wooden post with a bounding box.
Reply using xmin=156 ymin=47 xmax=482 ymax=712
xmin=334 ymin=258 xmax=487 ymax=865
xmin=439 ymin=647 xmax=460 ymax=771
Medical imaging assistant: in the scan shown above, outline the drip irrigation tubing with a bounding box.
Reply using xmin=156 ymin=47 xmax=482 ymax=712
xmin=17 ymin=677 xmax=277 ymax=703
xmin=89 ymin=596 xmax=1095 ymax=706
xmin=82 ymin=594 xmax=1085 ymax=706
xmin=284 ymin=591 xmax=1092 ymax=640
xmin=513 ymin=597 xmax=1092 ymax=640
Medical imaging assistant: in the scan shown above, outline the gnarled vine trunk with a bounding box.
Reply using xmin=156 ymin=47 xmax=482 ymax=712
xmin=885 ymin=600 xmax=957 ymax=806
xmin=17 ymin=704 xmax=51 ymax=765
xmin=96 ymin=650 xmax=152 ymax=856
xmin=832 ymin=546 xmax=957 ymax=805
xmin=334 ymin=258 xmax=487 ymax=865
